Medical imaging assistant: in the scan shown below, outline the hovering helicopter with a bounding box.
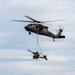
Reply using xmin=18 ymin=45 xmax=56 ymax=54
xmin=12 ymin=16 xmax=66 ymax=41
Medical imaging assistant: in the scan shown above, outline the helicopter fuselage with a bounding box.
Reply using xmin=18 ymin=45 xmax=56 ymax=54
xmin=25 ymin=24 xmax=50 ymax=36
xmin=24 ymin=23 xmax=65 ymax=40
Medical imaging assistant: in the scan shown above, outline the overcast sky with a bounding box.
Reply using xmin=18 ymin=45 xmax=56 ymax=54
xmin=0 ymin=0 xmax=75 ymax=75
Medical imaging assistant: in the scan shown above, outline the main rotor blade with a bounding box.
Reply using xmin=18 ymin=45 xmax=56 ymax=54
xmin=24 ymin=16 xmax=66 ymax=23
xmin=40 ymin=19 xmax=66 ymax=22
xmin=24 ymin=16 xmax=42 ymax=23
xmin=24 ymin=16 xmax=37 ymax=22
xmin=12 ymin=20 xmax=33 ymax=22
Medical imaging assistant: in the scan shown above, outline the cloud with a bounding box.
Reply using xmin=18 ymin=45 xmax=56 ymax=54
xmin=0 ymin=0 xmax=22 ymax=9
xmin=0 ymin=33 xmax=7 ymax=38
xmin=0 ymin=61 xmax=65 ymax=75
xmin=48 ymin=55 xmax=70 ymax=61
xmin=0 ymin=0 xmax=75 ymax=75
xmin=0 ymin=49 xmax=74 ymax=75
xmin=39 ymin=41 xmax=67 ymax=50
xmin=0 ymin=33 xmax=9 ymax=43
xmin=0 ymin=49 xmax=29 ymax=57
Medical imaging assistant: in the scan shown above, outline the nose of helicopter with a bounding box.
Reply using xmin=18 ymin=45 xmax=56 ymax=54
xmin=24 ymin=26 xmax=27 ymax=29
xmin=24 ymin=26 xmax=29 ymax=31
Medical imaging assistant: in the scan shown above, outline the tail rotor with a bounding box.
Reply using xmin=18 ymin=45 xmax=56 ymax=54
xmin=56 ymin=24 xmax=64 ymax=33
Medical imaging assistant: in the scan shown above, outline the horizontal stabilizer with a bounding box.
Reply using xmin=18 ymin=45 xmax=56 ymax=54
xmin=58 ymin=35 xmax=65 ymax=38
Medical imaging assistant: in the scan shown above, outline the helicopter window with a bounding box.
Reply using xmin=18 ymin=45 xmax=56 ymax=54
xmin=28 ymin=24 xmax=32 ymax=28
xmin=36 ymin=25 xmax=38 ymax=29
xmin=32 ymin=25 xmax=36 ymax=28
xmin=43 ymin=28 xmax=48 ymax=32
xmin=39 ymin=26 xmax=43 ymax=31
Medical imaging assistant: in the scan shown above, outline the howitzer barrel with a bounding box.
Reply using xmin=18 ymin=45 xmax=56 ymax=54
xmin=28 ymin=50 xmax=35 ymax=54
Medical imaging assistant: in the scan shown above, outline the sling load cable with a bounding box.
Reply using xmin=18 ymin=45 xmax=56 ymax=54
xmin=34 ymin=33 xmax=44 ymax=56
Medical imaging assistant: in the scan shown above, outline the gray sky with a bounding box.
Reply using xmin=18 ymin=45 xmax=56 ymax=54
xmin=0 ymin=0 xmax=75 ymax=75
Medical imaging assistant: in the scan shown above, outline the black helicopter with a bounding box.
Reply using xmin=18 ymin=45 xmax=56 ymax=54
xmin=12 ymin=16 xmax=65 ymax=41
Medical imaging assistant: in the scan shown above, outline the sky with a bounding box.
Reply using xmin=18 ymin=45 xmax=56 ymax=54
xmin=0 ymin=0 xmax=75 ymax=75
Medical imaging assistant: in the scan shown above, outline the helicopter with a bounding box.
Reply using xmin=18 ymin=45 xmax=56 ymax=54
xmin=12 ymin=16 xmax=66 ymax=41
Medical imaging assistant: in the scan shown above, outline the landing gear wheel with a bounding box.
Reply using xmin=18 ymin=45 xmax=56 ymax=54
xmin=29 ymin=32 xmax=31 ymax=35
